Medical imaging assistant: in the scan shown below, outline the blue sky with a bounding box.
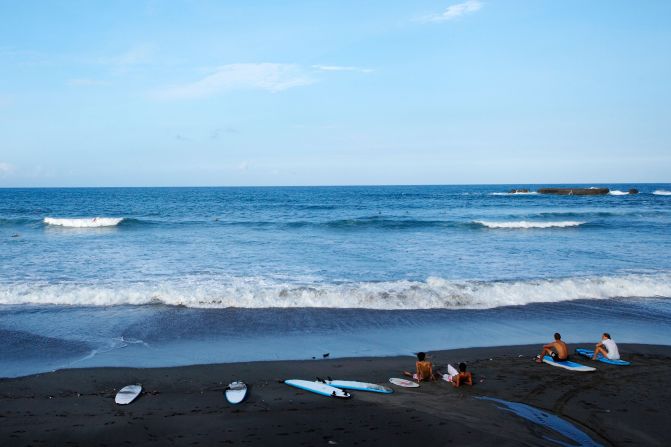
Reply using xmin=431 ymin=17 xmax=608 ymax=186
xmin=0 ymin=0 xmax=670 ymax=186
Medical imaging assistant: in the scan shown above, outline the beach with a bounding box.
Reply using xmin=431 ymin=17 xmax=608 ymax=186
xmin=2 ymin=343 xmax=669 ymax=446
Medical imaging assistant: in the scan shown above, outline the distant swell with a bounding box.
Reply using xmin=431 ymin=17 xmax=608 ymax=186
xmin=44 ymin=217 xmax=124 ymax=228
xmin=654 ymin=190 xmax=671 ymax=196
xmin=474 ymin=220 xmax=585 ymax=229
xmin=491 ymin=192 xmax=538 ymax=196
xmin=1 ymin=273 xmax=669 ymax=310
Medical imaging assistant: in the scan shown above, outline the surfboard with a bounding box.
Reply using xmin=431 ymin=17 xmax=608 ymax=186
xmin=323 ymin=379 xmax=393 ymax=394
xmin=115 ymin=384 xmax=142 ymax=405
xmin=542 ymin=356 xmax=596 ymax=372
xmin=442 ymin=363 xmax=460 ymax=382
xmin=389 ymin=377 xmax=420 ymax=388
xmin=575 ymin=348 xmax=630 ymax=365
xmin=284 ymin=380 xmax=351 ymax=398
xmin=225 ymin=381 xmax=248 ymax=404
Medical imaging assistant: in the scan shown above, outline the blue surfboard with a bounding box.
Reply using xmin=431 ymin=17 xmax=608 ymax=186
xmin=575 ymin=348 xmax=630 ymax=365
xmin=542 ymin=356 xmax=596 ymax=372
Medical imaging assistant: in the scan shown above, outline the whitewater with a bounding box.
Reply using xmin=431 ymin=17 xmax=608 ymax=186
xmin=2 ymin=184 xmax=671 ymax=376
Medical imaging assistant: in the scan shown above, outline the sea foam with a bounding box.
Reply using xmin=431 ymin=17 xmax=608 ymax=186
xmin=608 ymin=190 xmax=629 ymax=196
xmin=653 ymin=190 xmax=671 ymax=196
xmin=44 ymin=217 xmax=124 ymax=228
xmin=1 ymin=273 xmax=669 ymax=310
xmin=474 ymin=220 xmax=585 ymax=229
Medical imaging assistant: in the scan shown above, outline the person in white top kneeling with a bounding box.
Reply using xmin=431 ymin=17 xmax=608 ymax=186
xmin=593 ymin=332 xmax=620 ymax=360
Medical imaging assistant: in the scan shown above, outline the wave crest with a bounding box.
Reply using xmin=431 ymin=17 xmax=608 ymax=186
xmin=44 ymin=217 xmax=124 ymax=228
xmin=474 ymin=220 xmax=585 ymax=229
xmin=1 ymin=273 xmax=669 ymax=310
xmin=653 ymin=190 xmax=671 ymax=196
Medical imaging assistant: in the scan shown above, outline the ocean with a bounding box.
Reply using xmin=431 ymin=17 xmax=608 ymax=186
xmin=1 ymin=184 xmax=671 ymax=377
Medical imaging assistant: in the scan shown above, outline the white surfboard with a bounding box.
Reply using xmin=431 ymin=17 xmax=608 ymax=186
xmin=225 ymin=381 xmax=247 ymax=404
xmin=284 ymin=380 xmax=351 ymax=398
xmin=389 ymin=377 xmax=420 ymax=388
xmin=323 ymin=379 xmax=393 ymax=394
xmin=115 ymin=384 xmax=142 ymax=405
xmin=542 ymin=356 xmax=595 ymax=372
xmin=442 ymin=364 xmax=460 ymax=382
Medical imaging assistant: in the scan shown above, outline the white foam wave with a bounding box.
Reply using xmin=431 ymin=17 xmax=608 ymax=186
xmin=491 ymin=192 xmax=538 ymax=196
xmin=608 ymin=190 xmax=628 ymax=196
xmin=1 ymin=273 xmax=669 ymax=310
xmin=653 ymin=190 xmax=671 ymax=196
xmin=44 ymin=217 xmax=124 ymax=228
xmin=475 ymin=220 xmax=585 ymax=229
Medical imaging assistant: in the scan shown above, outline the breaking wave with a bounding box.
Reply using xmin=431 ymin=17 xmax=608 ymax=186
xmin=44 ymin=217 xmax=124 ymax=228
xmin=1 ymin=273 xmax=669 ymax=310
xmin=608 ymin=190 xmax=629 ymax=196
xmin=653 ymin=190 xmax=671 ymax=196
xmin=474 ymin=220 xmax=585 ymax=229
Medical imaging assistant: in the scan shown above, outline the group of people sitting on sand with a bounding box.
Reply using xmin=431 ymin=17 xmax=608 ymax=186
xmin=404 ymin=332 xmax=620 ymax=385
xmin=535 ymin=332 xmax=620 ymax=363
xmin=403 ymin=352 xmax=473 ymax=387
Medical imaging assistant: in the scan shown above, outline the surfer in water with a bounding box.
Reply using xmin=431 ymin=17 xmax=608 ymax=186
xmin=536 ymin=332 xmax=569 ymax=363
xmin=403 ymin=352 xmax=438 ymax=382
xmin=592 ymin=332 xmax=620 ymax=360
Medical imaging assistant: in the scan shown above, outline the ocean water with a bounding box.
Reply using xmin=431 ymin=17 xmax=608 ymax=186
xmin=1 ymin=184 xmax=671 ymax=377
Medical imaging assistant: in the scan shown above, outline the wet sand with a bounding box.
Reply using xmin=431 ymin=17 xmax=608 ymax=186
xmin=1 ymin=343 xmax=670 ymax=446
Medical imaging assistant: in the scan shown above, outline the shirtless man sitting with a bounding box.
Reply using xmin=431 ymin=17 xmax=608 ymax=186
xmin=536 ymin=332 xmax=569 ymax=363
xmin=403 ymin=352 xmax=438 ymax=382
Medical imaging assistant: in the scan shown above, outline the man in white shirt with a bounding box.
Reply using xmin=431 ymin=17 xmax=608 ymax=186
xmin=593 ymin=332 xmax=620 ymax=360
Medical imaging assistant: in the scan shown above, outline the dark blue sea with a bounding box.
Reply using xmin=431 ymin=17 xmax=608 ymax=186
xmin=2 ymin=184 xmax=671 ymax=377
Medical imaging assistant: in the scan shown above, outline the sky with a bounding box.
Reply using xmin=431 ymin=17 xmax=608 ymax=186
xmin=0 ymin=0 xmax=670 ymax=187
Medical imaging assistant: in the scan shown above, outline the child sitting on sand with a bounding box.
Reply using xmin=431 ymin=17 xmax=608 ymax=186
xmin=403 ymin=352 xmax=438 ymax=382
xmin=443 ymin=362 xmax=473 ymax=387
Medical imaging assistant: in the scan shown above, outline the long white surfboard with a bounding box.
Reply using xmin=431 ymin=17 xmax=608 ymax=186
xmin=542 ymin=356 xmax=595 ymax=372
xmin=115 ymin=384 xmax=142 ymax=405
xmin=284 ymin=380 xmax=351 ymax=398
xmin=323 ymin=379 xmax=393 ymax=394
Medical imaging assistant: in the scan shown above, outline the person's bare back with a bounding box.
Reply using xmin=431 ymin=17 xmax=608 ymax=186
xmin=537 ymin=332 xmax=569 ymax=363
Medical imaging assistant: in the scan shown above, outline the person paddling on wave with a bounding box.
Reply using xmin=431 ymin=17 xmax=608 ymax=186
xmin=403 ymin=352 xmax=438 ymax=382
xmin=536 ymin=332 xmax=569 ymax=363
xmin=592 ymin=332 xmax=620 ymax=361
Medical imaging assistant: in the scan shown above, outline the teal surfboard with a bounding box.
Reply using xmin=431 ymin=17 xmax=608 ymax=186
xmin=575 ymin=348 xmax=630 ymax=365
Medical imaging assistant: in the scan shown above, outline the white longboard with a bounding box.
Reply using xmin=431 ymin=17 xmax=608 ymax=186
xmin=115 ymin=384 xmax=142 ymax=405
xmin=542 ymin=356 xmax=595 ymax=372
xmin=323 ymin=379 xmax=393 ymax=394
xmin=389 ymin=377 xmax=419 ymax=388
xmin=225 ymin=381 xmax=247 ymax=404
xmin=284 ymin=380 xmax=351 ymax=398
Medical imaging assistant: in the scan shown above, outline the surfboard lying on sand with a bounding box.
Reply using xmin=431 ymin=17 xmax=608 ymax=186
xmin=542 ymin=356 xmax=596 ymax=372
xmin=575 ymin=348 xmax=631 ymax=365
xmin=322 ymin=379 xmax=393 ymax=394
xmin=115 ymin=384 xmax=142 ymax=405
xmin=225 ymin=381 xmax=248 ymax=404
xmin=389 ymin=378 xmax=420 ymax=388
xmin=284 ymin=380 xmax=351 ymax=398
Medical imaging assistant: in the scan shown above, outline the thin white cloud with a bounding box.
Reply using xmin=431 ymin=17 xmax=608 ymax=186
xmin=0 ymin=162 xmax=15 ymax=176
xmin=68 ymin=78 xmax=109 ymax=87
xmin=98 ymin=44 xmax=154 ymax=67
xmin=153 ymin=63 xmax=314 ymax=100
xmin=421 ymin=0 xmax=483 ymax=23
xmin=312 ymin=65 xmax=373 ymax=74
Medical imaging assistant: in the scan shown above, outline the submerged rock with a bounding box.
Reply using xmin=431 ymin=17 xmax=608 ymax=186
xmin=537 ymin=187 xmax=609 ymax=196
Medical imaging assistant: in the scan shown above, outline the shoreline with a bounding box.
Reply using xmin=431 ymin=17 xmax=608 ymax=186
xmin=2 ymin=343 xmax=670 ymax=446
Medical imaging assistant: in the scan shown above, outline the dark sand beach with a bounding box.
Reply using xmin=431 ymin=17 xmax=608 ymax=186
xmin=1 ymin=343 xmax=670 ymax=446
